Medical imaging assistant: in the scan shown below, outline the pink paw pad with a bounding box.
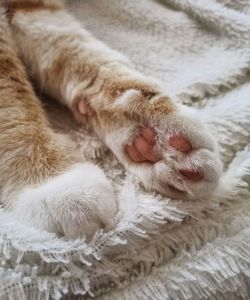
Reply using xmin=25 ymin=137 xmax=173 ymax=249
xmin=125 ymin=127 xmax=203 ymax=182
xmin=125 ymin=127 xmax=160 ymax=163
xmin=77 ymin=100 xmax=92 ymax=116
xmin=71 ymin=99 xmax=93 ymax=122
xmin=169 ymin=136 xmax=192 ymax=153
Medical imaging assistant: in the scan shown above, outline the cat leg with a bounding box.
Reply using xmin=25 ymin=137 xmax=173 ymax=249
xmin=7 ymin=0 xmax=222 ymax=200
xmin=0 ymin=8 xmax=117 ymax=238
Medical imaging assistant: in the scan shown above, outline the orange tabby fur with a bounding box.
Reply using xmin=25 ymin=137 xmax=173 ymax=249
xmin=0 ymin=9 xmax=76 ymax=209
xmin=0 ymin=0 xmax=222 ymax=238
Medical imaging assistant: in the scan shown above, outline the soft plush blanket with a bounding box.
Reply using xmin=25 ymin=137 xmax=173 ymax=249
xmin=1 ymin=0 xmax=250 ymax=299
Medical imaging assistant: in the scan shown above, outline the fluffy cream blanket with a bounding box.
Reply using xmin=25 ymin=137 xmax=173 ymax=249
xmin=1 ymin=0 xmax=250 ymax=299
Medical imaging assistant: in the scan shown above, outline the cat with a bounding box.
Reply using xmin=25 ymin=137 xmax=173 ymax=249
xmin=0 ymin=0 xmax=222 ymax=238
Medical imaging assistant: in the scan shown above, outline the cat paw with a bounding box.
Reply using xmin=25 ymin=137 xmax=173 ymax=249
xmin=119 ymin=104 xmax=222 ymax=200
xmin=95 ymin=91 xmax=221 ymax=200
xmin=69 ymin=76 xmax=222 ymax=200
xmin=13 ymin=163 xmax=117 ymax=238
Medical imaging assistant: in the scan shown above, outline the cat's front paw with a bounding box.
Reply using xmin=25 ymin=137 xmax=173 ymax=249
xmin=68 ymin=75 xmax=222 ymax=200
xmin=13 ymin=163 xmax=117 ymax=238
xmin=106 ymin=102 xmax=221 ymax=201
xmin=123 ymin=105 xmax=222 ymax=200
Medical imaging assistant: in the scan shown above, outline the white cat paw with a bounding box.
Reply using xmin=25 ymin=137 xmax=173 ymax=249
xmin=105 ymin=103 xmax=222 ymax=200
xmin=67 ymin=73 xmax=222 ymax=200
xmin=13 ymin=163 xmax=117 ymax=238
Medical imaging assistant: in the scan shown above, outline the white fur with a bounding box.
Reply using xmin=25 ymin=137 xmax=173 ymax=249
xmin=13 ymin=163 xmax=118 ymax=238
xmin=114 ymin=89 xmax=141 ymax=108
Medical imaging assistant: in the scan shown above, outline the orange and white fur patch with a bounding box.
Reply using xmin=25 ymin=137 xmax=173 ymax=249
xmin=0 ymin=0 xmax=222 ymax=238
